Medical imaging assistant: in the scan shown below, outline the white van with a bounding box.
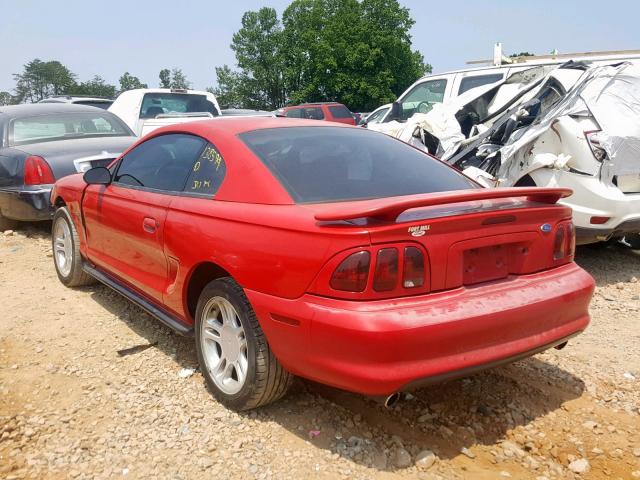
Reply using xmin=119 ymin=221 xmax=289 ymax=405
xmin=368 ymin=46 xmax=640 ymax=133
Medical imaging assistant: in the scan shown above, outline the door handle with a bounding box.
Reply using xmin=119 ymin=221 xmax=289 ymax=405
xmin=143 ymin=217 xmax=158 ymax=233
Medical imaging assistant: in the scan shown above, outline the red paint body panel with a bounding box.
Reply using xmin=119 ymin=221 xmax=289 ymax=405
xmin=277 ymin=103 xmax=357 ymax=125
xmin=247 ymin=263 xmax=593 ymax=395
xmin=50 ymin=118 xmax=595 ymax=396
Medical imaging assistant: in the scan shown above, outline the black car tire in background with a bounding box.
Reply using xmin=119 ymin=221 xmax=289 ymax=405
xmin=625 ymin=233 xmax=640 ymax=250
xmin=51 ymin=207 xmax=96 ymax=287
xmin=0 ymin=212 xmax=17 ymax=231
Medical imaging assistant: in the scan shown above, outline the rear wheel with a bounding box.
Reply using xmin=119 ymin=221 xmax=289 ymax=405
xmin=52 ymin=207 xmax=95 ymax=287
xmin=195 ymin=277 xmax=293 ymax=410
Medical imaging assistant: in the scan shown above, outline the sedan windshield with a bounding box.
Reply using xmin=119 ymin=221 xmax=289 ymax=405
xmin=10 ymin=112 xmax=131 ymax=146
xmin=240 ymin=127 xmax=477 ymax=203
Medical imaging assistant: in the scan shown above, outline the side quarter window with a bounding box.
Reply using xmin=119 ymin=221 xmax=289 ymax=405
xmin=458 ymin=73 xmax=504 ymax=95
xmin=113 ymin=133 xmax=206 ymax=192
xmin=183 ymin=143 xmax=226 ymax=195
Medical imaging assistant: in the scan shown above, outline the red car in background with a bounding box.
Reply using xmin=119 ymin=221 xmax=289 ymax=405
xmin=50 ymin=118 xmax=594 ymax=410
xmin=275 ymin=102 xmax=356 ymax=125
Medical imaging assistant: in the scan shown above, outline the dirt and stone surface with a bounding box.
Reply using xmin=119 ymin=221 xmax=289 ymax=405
xmin=1 ymin=223 xmax=639 ymax=480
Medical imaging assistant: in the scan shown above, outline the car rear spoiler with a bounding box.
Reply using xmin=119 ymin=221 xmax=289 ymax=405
xmin=313 ymin=187 xmax=572 ymax=222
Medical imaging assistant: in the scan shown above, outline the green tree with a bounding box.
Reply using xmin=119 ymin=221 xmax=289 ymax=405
xmin=159 ymin=68 xmax=171 ymax=88
xmin=159 ymin=68 xmax=190 ymax=89
xmin=216 ymin=1 xmax=429 ymax=111
xmin=228 ymin=8 xmax=286 ymax=109
xmin=209 ymin=66 xmax=245 ymax=108
xmin=170 ymin=68 xmax=190 ymax=89
xmin=119 ymin=72 xmax=148 ymax=91
xmin=69 ymin=75 xmax=117 ymax=98
xmin=282 ymin=0 xmax=429 ymax=110
xmin=13 ymin=59 xmax=77 ymax=103
xmin=509 ymin=51 xmax=535 ymax=58
xmin=0 ymin=91 xmax=16 ymax=106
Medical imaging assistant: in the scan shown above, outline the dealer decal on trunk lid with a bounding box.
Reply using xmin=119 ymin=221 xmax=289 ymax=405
xmin=408 ymin=225 xmax=431 ymax=237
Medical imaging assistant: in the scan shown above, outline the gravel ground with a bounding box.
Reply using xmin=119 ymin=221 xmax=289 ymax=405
xmin=1 ymin=223 xmax=639 ymax=480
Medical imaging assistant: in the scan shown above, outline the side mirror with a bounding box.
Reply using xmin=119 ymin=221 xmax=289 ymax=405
xmin=83 ymin=166 xmax=111 ymax=185
xmin=389 ymin=101 xmax=402 ymax=121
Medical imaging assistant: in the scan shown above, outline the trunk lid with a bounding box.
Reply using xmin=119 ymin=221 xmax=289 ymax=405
xmin=310 ymin=188 xmax=574 ymax=293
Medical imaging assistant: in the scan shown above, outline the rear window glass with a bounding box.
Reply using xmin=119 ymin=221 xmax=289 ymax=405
xmin=458 ymin=74 xmax=504 ymax=94
xmin=328 ymin=105 xmax=352 ymax=118
xmin=10 ymin=112 xmax=130 ymax=146
xmin=140 ymin=93 xmax=218 ymax=119
xmin=240 ymin=127 xmax=476 ymax=203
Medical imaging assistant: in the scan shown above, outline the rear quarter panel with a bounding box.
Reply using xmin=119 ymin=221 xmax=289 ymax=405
xmin=162 ymin=197 xmax=371 ymax=322
xmin=50 ymin=174 xmax=88 ymax=251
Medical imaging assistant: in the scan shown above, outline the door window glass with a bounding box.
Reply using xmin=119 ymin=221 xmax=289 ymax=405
xmin=400 ymin=79 xmax=447 ymax=120
xmin=366 ymin=107 xmax=389 ymax=124
xmin=183 ymin=143 xmax=227 ymax=195
xmin=328 ymin=105 xmax=352 ymax=119
xmin=302 ymin=107 xmax=325 ymax=120
xmin=114 ymin=134 xmax=205 ymax=192
xmin=285 ymin=108 xmax=303 ymax=118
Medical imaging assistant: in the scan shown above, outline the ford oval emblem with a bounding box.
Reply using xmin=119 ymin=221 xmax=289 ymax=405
xmin=540 ymin=223 xmax=552 ymax=233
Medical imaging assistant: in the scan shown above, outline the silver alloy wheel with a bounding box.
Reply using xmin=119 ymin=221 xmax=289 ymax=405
xmin=53 ymin=217 xmax=73 ymax=277
xmin=200 ymin=296 xmax=249 ymax=395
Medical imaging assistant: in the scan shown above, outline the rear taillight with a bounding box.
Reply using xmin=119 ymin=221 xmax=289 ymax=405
xmin=553 ymin=221 xmax=575 ymax=262
xmin=320 ymin=244 xmax=429 ymax=299
xmin=373 ymin=248 xmax=398 ymax=292
xmin=330 ymin=251 xmax=370 ymax=292
xmin=24 ymin=156 xmax=55 ymax=185
xmin=567 ymin=223 xmax=576 ymax=257
xmin=403 ymin=247 xmax=425 ymax=288
xmin=553 ymin=225 xmax=566 ymax=260
xmin=584 ymin=130 xmax=607 ymax=162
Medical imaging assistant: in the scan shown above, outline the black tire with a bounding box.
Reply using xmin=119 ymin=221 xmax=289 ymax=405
xmin=0 ymin=211 xmax=17 ymax=231
xmin=195 ymin=277 xmax=293 ymax=410
xmin=51 ymin=207 xmax=95 ymax=287
xmin=624 ymin=233 xmax=640 ymax=250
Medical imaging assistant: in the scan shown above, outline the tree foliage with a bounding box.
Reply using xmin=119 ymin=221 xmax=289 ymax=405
xmin=0 ymin=91 xmax=16 ymax=106
xmin=13 ymin=59 xmax=77 ymax=103
xmin=214 ymin=0 xmax=429 ymax=111
xmin=119 ymin=72 xmax=148 ymax=91
xmin=509 ymin=51 xmax=535 ymax=58
xmin=159 ymin=68 xmax=191 ymax=89
xmin=68 ymin=75 xmax=117 ymax=98
xmin=209 ymin=66 xmax=245 ymax=108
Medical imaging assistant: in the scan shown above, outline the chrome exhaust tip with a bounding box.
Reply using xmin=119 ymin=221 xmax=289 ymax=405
xmin=384 ymin=392 xmax=401 ymax=408
xmin=555 ymin=341 xmax=568 ymax=350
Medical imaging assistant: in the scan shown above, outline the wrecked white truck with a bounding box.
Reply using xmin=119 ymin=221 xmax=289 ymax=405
xmin=385 ymin=61 xmax=640 ymax=246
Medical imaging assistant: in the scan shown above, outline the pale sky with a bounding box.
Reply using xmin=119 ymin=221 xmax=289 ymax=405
xmin=1 ymin=0 xmax=638 ymax=93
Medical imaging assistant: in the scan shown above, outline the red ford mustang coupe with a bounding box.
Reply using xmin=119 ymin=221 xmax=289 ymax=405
xmin=50 ymin=118 xmax=594 ymax=410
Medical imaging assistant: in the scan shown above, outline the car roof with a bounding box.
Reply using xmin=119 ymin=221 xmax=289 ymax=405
xmin=151 ymin=116 xmax=354 ymax=137
xmin=0 ymin=103 xmax=110 ymax=117
xmin=284 ymin=102 xmax=346 ymax=108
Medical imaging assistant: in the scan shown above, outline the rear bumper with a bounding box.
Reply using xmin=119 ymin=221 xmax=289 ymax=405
xmin=246 ymin=263 xmax=594 ymax=395
xmin=0 ymin=187 xmax=53 ymax=221
xmin=576 ymin=218 xmax=640 ymax=244
xmin=530 ymin=170 xmax=640 ymax=244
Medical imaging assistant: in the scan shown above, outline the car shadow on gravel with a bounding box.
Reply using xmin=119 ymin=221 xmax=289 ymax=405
xmin=576 ymin=242 xmax=640 ymax=286
xmin=4 ymin=221 xmax=52 ymax=239
xmin=254 ymin=354 xmax=586 ymax=470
